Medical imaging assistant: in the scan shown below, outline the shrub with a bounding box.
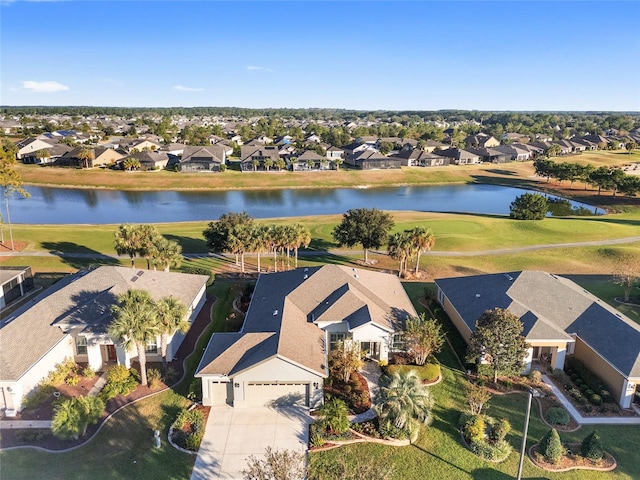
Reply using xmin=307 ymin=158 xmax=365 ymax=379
xmin=384 ymin=362 xmax=440 ymax=383
xmin=316 ymin=398 xmax=350 ymax=435
xmin=82 ymin=366 xmax=96 ymax=378
xmin=99 ymin=365 xmax=137 ymax=400
xmin=147 ymin=368 xmax=163 ymax=390
xmin=566 ymin=357 xmax=610 ymax=402
xmin=528 ymin=370 xmax=542 ymax=383
xmin=351 ymin=420 xmax=382 ymax=438
xmin=21 ymin=384 xmax=56 ymax=410
xmin=579 ymin=383 xmax=589 ymax=392
xmin=52 ymin=396 xmax=105 ymax=440
xmin=181 ymin=266 xmax=214 ymax=286
xmin=65 ymin=374 xmax=80 ymax=387
xmin=172 ymin=407 xmax=205 ymax=450
xmin=378 ymin=359 xmax=388 ymax=368
xmin=585 ymin=389 xmax=595 ymax=397
xmin=45 ymin=358 xmax=77 ymax=386
xmin=378 ymin=419 xmax=409 ymax=440
xmin=539 ymin=428 xmax=564 ymax=464
xmin=489 ymin=418 xmax=511 ymax=443
xmin=600 ymin=389 xmax=612 ymax=403
xmin=463 ymin=415 xmax=485 ymax=444
xmin=470 ymin=439 xmax=512 ymax=461
xmin=546 ymin=407 xmax=570 ymax=426
xmin=581 ymin=430 xmax=604 ymax=461
xmin=310 ymin=432 xmax=325 ymax=448
xmin=575 ymin=378 xmax=584 ymax=386
xmin=589 ymin=394 xmax=603 ymax=406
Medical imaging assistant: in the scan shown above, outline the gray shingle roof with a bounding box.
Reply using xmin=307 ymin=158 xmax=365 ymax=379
xmin=435 ymin=271 xmax=640 ymax=378
xmin=196 ymin=265 xmax=416 ymax=378
xmin=0 ymin=266 xmax=209 ymax=381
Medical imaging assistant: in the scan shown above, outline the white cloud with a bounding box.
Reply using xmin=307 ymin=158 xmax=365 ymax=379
xmin=246 ymin=65 xmax=274 ymax=73
xmin=21 ymin=80 xmax=69 ymax=93
xmin=173 ymin=85 xmax=205 ymax=92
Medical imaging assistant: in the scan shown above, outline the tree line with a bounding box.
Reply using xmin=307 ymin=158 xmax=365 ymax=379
xmin=533 ymin=159 xmax=640 ymax=197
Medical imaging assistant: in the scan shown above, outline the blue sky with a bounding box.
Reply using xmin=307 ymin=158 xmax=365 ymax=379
xmin=1 ymin=1 xmax=639 ymax=111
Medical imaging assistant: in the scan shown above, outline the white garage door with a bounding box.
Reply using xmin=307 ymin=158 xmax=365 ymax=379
xmin=247 ymin=382 xmax=309 ymax=407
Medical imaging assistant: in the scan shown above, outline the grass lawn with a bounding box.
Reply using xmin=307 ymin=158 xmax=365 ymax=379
xmin=309 ymin=284 xmax=640 ymax=480
xmin=0 ymin=280 xmax=238 ymax=480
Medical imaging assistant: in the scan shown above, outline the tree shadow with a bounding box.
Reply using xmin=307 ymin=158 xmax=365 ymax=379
xmin=484 ymin=169 xmax=521 ymax=176
xmin=308 ymin=238 xmax=337 ymax=251
xmin=41 ymin=241 xmax=120 ymax=270
xmin=163 ymin=234 xmax=209 ymax=254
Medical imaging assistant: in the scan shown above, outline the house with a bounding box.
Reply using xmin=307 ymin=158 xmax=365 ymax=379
xmin=196 ymin=265 xmax=416 ymax=408
xmin=118 ymin=138 xmax=162 ymax=153
xmin=239 ymin=146 xmax=281 ymax=171
xmin=125 ymin=151 xmax=170 ymax=171
xmin=15 ymin=137 xmax=56 ymax=160
xmin=345 ymin=150 xmax=401 ymax=170
xmin=21 ymin=144 xmax=73 ymax=164
xmin=502 ymin=133 xmax=530 ymax=144
xmin=434 ymin=148 xmax=481 ymax=165
xmin=342 ymin=141 xmax=372 ymax=156
xmin=290 ymin=151 xmax=330 ymax=171
xmin=465 ymin=134 xmax=500 ymax=149
xmin=179 ymin=145 xmax=226 ymax=172
xmin=0 ymin=267 xmax=35 ymax=310
xmin=467 ymin=147 xmax=512 ymax=164
xmin=0 ymin=266 xmax=208 ymax=413
xmin=434 ymin=271 xmax=640 ymax=409
xmin=57 ymin=147 xmax=124 ymax=168
xmin=394 ymin=149 xmax=449 ymax=167
xmin=422 ymin=139 xmax=448 ymax=153
xmin=326 ymin=145 xmax=345 ymax=160
xmin=492 ymin=144 xmax=533 ymax=161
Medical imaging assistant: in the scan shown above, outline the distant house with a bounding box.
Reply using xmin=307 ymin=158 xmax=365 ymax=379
xmin=239 ymin=145 xmax=282 ymax=171
xmin=179 ymin=145 xmax=226 ymax=172
xmin=502 ymin=132 xmax=530 ymax=144
xmin=196 ymin=265 xmax=416 ymax=408
xmin=467 ymin=147 xmax=511 ymax=163
xmin=422 ymin=139 xmax=448 ymax=153
xmin=326 ymin=146 xmax=344 ymax=160
xmin=342 ymin=141 xmax=371 ymax=156
xmin=0 ymin=266 xmax=208 ymax=413
xmin=57 ymin=147 xmax=123 ymax=168
xmin=289 ymin=151 xmax=331 ymax=171
xmin=345 ymin=150 xmax=401 ymax=170
xmin=465 ymin=134 xmax=500 ymax=149
xmin=395 ymin=149 xmax=449 ymax=167
xmin=15 ymin=138 xmax=56 ymax=160
xmin=118 ymin=138 xmax=162 ymax=153
xmin=434 ymin=148 xmax=481 ymax=165
xmin=493 ymin=144 xmax=533 ymax=161
xmin=435 ymin=271 xmax=640 ymax=409
xmin=21 ymin=143 xmax=73 ymax=164
xmin=125 ymin=151 xmax=170 ymax=170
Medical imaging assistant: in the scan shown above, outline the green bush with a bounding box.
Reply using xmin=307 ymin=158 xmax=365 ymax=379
xmin=463 ymin=415 xmax=485 ymax=444
xmin=470 ymin=439 xmax=512 ymax=462
xmin=579 ymin=383 xmax=589 ymax=392
xmin=378 ymin=419 xmax=409 ymax=440
xmin=589 ymin=394 xmax=603 ymax=406
xmin=585 ymin=389 xmax=595 ymax=397
xmin=575 ymin=378 xmax=584 ymax=386
xmin=566 ymin=357 xmax=610 ymax=402
xmin=546 ymin=407 xmax=570 ymax=426
xmin=65 ymin=374 xmax=80 ymax=387
xmin=82 ymin=366 xmax=96 ymax=378
xmin=528 ymin=370 xmax=542 ymax=383
xmin=99 ymin=365 xmax=137 ymax=401
xmin=489 ymin=418 xmax=511 ymax=443
xmin=45 ymin=358 xmax=77 ymax=386
xmin=316 ymin=398 xmax=350 ymax=435
xmin=539 ymin=428 xmax=564 ymax=464
xmin=581 ymin=430 xmax=604 ymax=461
xmin=21 ymin=384 xmax=56 ymax=410
xmin=310 ymin=432 xmax=325 ymax=448
xmin=383 ymin=360 xmax=441 ymax=383
xmin=181 ymin=266 xmax=215 ymax=286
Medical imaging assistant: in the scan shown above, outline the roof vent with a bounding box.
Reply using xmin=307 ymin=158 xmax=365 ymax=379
xmin=273 ymin=310 xmax=278 ymax=316
xmin=475 ymin=293 xmax=481 ymax=298
xmin=304 ymin=268 xmax=309 ymax=272
xmin=354 ymin=274 xmax=359 ymax=279
xmin=303 ymin=274 xmax=308 ymax=280
xmin=504 ymin=274 xmax=513 ymax=281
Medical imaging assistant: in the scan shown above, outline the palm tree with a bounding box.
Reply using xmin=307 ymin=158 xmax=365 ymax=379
xmin=264 ymin=158 xmax=274 ymax=171
xmin=375 ymin=371 xmax=433 ymax=436
xmin=35 ymin=148 xmax=51 ymax=164
xmin=334 ymin=157 xmax=343 ymax=170
xmin=388 ymin=231 xmax=412 ymax=275
xmin=150 ymin=236 xmax=183 ymax=272
xmin=409 ymin=226 xmax=435 ymax=275
xmin=316 ymin=398 xmax=350 ymax=435
xmin=251 ymin=224 xmax=270 ymax=273
xmin=51 ymin=398 xmax=83 ymax=440
xmin=275 ymin=158 xmax=286 ymax=170
xmin=109 ymin=289 xmax=160 ymax=386
xmin=114 ymin=224 xmax=143 ymax=267
xmin=155 ymin=296 xmax=188 ymax=367
xmin=77 ymin=148 xmax=94 ymax=168
xmin=0 ymin=141 xmax=30 ymax=251
xmin=123 ymin=157 xmax=141 ymax=171
xmin=252 ymin=159 xmax=259 ymax=171
xmin=292 ymin=224 xmax=311 ymax=268
xmin=268 ymin=224 xmax=287 ymax=272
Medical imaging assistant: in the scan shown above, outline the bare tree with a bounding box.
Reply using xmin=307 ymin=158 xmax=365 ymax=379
xmin=613 ymin=255 xmax=640 ymax=302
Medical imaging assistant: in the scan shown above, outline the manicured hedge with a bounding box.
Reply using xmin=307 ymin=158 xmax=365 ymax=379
xmin=383 ymin=358 xmax=440 ymax=383
xmin=566 ymin=357 xmax=611 ymax=402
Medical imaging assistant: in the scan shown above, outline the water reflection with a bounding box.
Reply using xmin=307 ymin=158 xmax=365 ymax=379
xmin=11 ymin=185 xmax=602 ymax=225
xmin=546 ymin=197 xmax=598 ymax=217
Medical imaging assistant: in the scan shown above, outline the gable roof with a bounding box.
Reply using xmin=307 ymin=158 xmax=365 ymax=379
xmin=196 ymin=265 xmax=416 ymax=378
xmin=0 ymin=267 xmax=209 ymax=382
xmin=181 ymin=145 xmax=225 ymax=163
xmin=435 ymin=271 xmax=640 ymax=378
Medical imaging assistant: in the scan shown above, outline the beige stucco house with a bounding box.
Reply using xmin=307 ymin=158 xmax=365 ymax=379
xmin=435 ymin=271 xmax=640 ymax=409
xmin=0 ymin=266 xmax=208 ymax=414
xmin=196 ymin=265 xmax=416 ymax=408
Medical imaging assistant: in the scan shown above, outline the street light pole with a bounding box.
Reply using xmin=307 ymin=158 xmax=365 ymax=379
xmin=516 ymin=390 xmax=533 ymax=480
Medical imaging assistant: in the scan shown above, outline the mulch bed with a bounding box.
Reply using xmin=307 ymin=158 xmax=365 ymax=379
xmin=536 ymin=395 xmax=580 ymax=431
xmin=0 ymin=296 xmax=216 ymax=451
xmin=0 ymin=241 xmax=27 ymax=253
xmin=529 ymin=443 xmax=617 ymax=472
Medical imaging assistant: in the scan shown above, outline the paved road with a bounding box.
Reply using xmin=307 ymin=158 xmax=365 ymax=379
xmin=2 ymin=236 xmax=640 ymax=260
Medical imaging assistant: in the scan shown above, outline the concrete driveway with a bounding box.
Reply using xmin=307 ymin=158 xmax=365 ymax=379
xmin=191 ymin=405 xmax=312 ymax=480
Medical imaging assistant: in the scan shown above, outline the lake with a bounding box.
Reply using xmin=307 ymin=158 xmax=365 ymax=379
xmin=9 ymin=184 xmax=600 ymax=225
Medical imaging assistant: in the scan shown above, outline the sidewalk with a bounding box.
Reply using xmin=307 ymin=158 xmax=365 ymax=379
xmin=0 ymin=420 xmax=52 ymax=430
xmin=542 ymin=375 xmax=640 ymax=425
xmin=349 ymin=360 xmax=382 ymax=424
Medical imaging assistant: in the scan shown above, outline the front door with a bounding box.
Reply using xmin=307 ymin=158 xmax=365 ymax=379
xmin=361 ymin=342 xmax=380 ymax=360
xmin=107 ymin=344 xmax=117 ymax=361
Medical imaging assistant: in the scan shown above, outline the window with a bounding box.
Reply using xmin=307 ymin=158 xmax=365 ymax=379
xmin=145 ymin=339 xmax=158 ymax=354
xmin=329 ymin=333 xmax=349 ymax=351
xmin=76 ymin=336 xmax=87 ymax=355
xmin=392 ymin=333 xmax=405 ymax=351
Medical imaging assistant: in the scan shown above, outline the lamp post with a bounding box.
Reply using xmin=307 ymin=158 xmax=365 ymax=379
xmin=516 ymin=389 xmax=533 ymax=480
